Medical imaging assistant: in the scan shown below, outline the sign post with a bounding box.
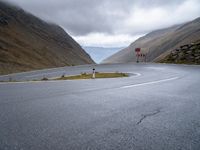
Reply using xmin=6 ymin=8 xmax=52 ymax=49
xmin=135 ymin=48 xmax=141 ymax=63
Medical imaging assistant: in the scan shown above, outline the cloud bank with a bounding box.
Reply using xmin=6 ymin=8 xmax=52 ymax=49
xmin=5 ymin=0 xmax=200 ymax=47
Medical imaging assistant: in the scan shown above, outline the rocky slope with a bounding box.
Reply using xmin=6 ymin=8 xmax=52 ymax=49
xmin=0 ymin=1 xmax=94 ymax=75
xmin=159 ymin=41 xmax=200 ymax=64
xmin=103 ymin=17 xmax=200 ymax=64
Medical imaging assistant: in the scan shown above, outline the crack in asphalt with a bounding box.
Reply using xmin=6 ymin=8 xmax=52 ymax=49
xmin=136 ymin=109 xmax=161 ymax=125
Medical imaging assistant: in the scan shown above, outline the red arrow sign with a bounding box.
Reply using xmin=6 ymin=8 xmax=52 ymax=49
xmin=135 ymin=48 xmax=141 ymax=52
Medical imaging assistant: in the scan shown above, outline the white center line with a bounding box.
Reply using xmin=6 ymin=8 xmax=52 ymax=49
xmin=120 ymin=76 xmax=179 ymax=89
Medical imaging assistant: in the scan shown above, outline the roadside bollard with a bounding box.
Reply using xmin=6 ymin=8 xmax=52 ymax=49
xmin=92 ymin=68 xmax=95 ymax=79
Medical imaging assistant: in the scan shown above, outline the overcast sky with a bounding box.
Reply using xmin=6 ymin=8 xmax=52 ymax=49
xmin=5 ymin=0 xmax=200 ymax=47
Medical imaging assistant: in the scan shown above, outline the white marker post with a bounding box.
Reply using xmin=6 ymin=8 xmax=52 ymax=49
xmin=92 ymin=68 xmax=95 ymax=79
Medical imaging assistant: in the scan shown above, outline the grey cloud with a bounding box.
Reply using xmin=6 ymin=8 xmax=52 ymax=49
xmin=4 ymin=0 xmax=200 ymax=36
xmin=6 ymin=0 xmax=115 ymax=35
xmin=135 ymin=0 xmax=187 ymax=7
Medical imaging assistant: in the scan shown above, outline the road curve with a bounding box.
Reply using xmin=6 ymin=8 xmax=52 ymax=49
xmin=0 ymin=63 xmax=200 ymax=150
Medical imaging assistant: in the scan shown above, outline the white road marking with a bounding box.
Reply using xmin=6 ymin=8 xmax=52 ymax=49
xmin=120 ymin=76 xmax=179 ymax=89
xmin=0 ymin=72 xmax=177 ymax=89
xmin=132 ymin=72 xmax=141 ymax=77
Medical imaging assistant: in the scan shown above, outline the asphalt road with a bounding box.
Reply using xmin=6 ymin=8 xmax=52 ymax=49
xmin=0 ymin=63 xmax=200 ymax=150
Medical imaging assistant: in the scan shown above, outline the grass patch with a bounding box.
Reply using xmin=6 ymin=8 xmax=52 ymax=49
xmin=56 ymin=72 xmax=128 ymax=80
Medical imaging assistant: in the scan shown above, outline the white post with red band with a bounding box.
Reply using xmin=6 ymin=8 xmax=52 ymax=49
xmin=92 ymin=68 xmax=95 ymax=79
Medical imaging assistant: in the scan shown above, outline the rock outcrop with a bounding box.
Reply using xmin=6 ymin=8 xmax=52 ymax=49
xmin=159 ymin=41 xmax=200 ymax=64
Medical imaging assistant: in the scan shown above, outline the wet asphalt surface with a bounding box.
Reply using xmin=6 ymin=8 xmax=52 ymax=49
xmin=0 ymin=63 xmax=200 ymax=150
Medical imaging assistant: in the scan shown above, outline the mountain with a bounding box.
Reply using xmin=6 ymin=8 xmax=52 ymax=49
xmin=83 ymin=47 xmax=123 ymax=63
xmin=0 ymin=1 xmax=94 ymax=75
xmin=103 ymin=17 xmax=200 ymax=64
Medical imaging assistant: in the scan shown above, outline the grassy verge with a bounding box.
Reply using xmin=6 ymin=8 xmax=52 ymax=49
xmin=56 ymin=72 xmax=128 ymax=80
xmin=0 ymin=72 xmax=129 ymax=82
